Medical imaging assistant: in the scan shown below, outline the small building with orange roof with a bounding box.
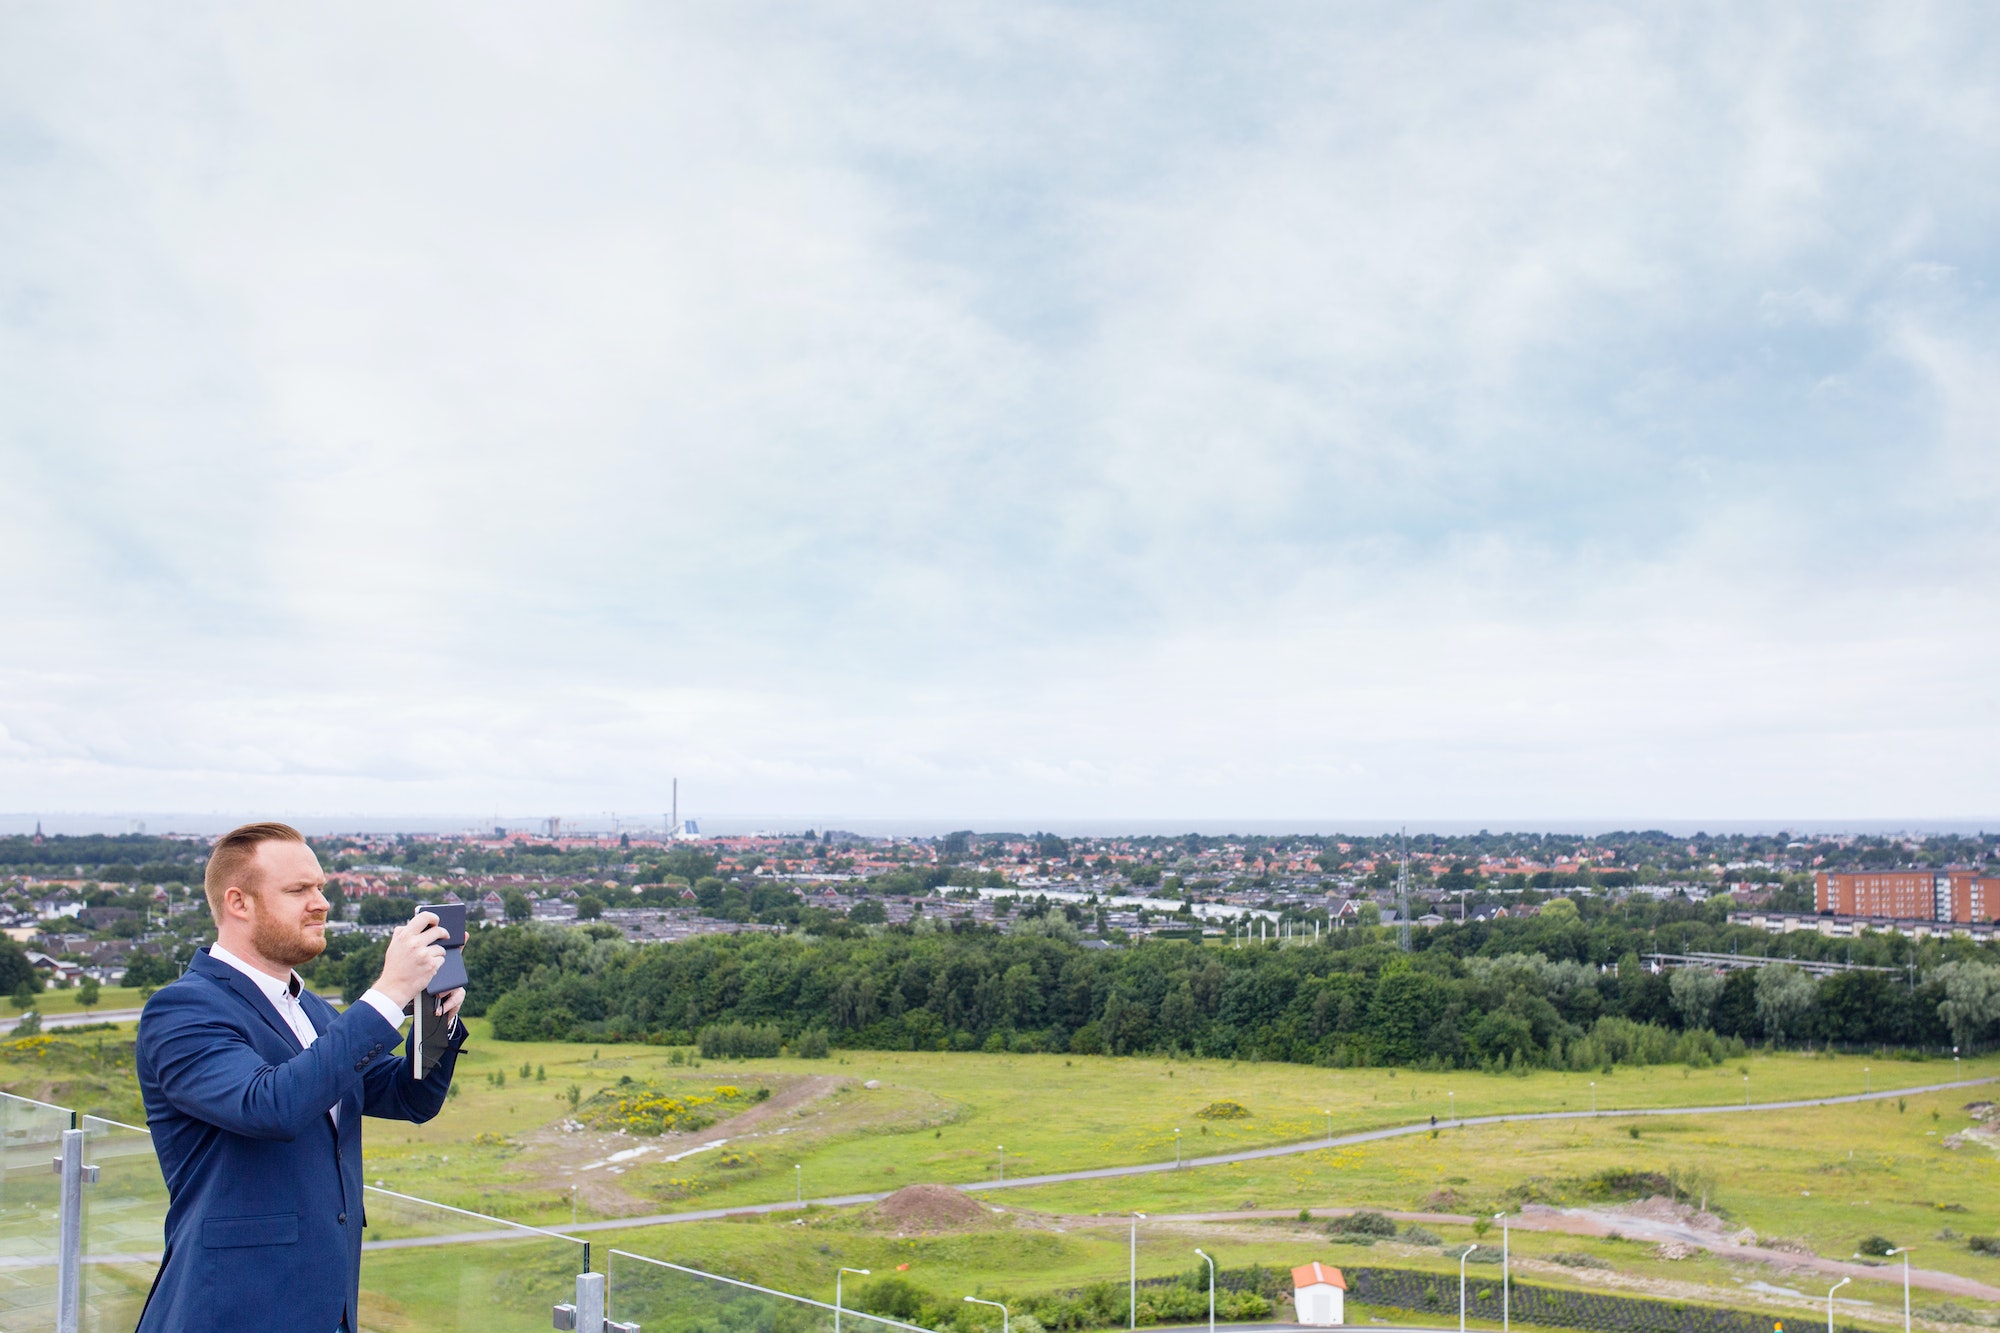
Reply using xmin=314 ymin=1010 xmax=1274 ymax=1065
xmin=1291 ymin=1262 xmax=1346 ymax=1326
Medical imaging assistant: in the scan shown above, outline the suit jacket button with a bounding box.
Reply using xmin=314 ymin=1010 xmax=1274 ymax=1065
xmin=354 ymin=1059 xmax=366 ymax=1070
xmin=338 ymin=1212 xmax=347 ymax=1224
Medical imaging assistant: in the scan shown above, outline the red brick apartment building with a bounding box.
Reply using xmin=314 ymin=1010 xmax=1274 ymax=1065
xmin=1815 ymin=869 xmax=1999 ymax=923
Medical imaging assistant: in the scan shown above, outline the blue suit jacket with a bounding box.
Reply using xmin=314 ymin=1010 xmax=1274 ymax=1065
xmin=134 ymin=948 xmax=467 ymax=1333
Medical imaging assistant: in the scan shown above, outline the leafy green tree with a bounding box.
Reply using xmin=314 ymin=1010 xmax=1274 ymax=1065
xmin=1934 ymin=961 xmax=2000 ymax=1051
xmin=357 ymin=896 xmax=417 ymax=926
xmin=661 ymin=847 xmax=717 ymax=882
xmin=0 ymin=937 xmax=37 ymax=996
xmin=120 ymin=952 xmax=180 ymax=990
xmin=1368 ymin=969 xmax=1451 ymax=1064
xmin=575 ymin=895 xmax=605 ymax=921
xmin=77 ymin=975 xmax=100 ymax=1010
xmin=502 ymin=890 xmax=531 ymax=923
xmin=1669 ymin=967 xmax=1724 ymax=1031
xmin=1754 ymin=965 xmax=1816 ymax=1043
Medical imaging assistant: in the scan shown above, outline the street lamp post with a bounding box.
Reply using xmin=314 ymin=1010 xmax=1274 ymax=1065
xmin=964 ymin=1295 xmax=1009 ymax=1333
xmin=795 ymin=1164 xmax=802 ymax=1205
xmin=1744 ymin=1073 xmax=1750 ymax=1108
xmin=1449 ymin=1090 xmax=1456 ymax=1123
xmin=1129 ymin=1213 xmax=1145 ymax=1331
xmin=836 ymin=1268 xmax=870 ymax=1333
xmin=1495 ymin=1214 xmax=1509 ymax=1333
xmin=997 ymin=1146 xmax=1005 ymax=1182
xmin=1590 ymin=1082 xmax=1596 ymax=1115
xmin=1194 ymin=1249 xmax=1216 ymax=1333
xmin=1827 ymin=1277 xmax=1850 ymax=1333
xmin=1325 ymin=1109 xmax=1332 ymax=1144
xmin=1175 ymin=1128 xmax=1182 ymax=1169
xmin=1954 ymin=1046 xmax=1961 ymax=1079
xmin=1459 ymin=1245 xmax=1478 ymax=1333
xmin=1887 ymin=1249 xmax=1913 ymax=1333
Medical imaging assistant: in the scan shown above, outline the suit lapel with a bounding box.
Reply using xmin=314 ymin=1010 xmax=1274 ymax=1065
xmin=191 ymin=949 xmax=303 ymax=1054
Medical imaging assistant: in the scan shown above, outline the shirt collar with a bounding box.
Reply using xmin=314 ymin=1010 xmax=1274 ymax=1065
xmin=209 ymin=942 xmax=303 ymax=1005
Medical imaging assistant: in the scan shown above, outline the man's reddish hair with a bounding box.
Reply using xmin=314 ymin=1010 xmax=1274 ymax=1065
xmin=203 ymin=822 xmax=307 ymax=918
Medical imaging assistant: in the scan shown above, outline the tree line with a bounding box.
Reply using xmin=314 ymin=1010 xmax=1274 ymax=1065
xmin=419 ymin=898 xmax=2000 ymax=1066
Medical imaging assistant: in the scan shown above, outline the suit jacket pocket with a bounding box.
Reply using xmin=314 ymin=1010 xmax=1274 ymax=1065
xmin=201 ymin=1212 xmax=300 ymax=1248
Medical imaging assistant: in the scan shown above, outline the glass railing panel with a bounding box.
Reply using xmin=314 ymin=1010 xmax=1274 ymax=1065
xmin=607 ymin=1247 xmax=941 ymax=1333
xmin=0 ymin=1091 xmax=73 ymax=1333
xmin=77 ymin=1114 xmax=167 ymax=1333
xmin=357 ymin=1185 xmax=587 ymax=1333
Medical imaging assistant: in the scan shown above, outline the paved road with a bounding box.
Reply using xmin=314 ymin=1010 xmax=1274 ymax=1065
xmin=360 ymin=1073 xmax=1996 ymax=1251
xmin=0 ymin=1007 xmax=141 ymax=1034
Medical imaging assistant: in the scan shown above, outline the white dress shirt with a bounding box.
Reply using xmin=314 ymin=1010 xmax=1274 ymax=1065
xmin=208 ymin=943 xmax=405 ymax=1127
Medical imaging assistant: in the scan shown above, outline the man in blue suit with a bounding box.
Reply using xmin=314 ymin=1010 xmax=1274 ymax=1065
xmin=136 ymin=822 xmax=469 ymax=1332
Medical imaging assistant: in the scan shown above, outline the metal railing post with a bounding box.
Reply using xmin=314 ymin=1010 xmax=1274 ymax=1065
xmin=53 ymin=1125 xmax=98 ymax=1333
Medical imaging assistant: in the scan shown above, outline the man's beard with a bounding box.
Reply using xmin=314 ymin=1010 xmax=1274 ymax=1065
xmin=251 ymin=909 xmax=327 ymax=968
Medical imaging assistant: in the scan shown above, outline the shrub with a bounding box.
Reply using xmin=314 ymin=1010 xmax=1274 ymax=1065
xmin=1968 ymin=1236 xmax=2000 ymax=1256
xmin=1330 ymin=1211 xmax=1400 ymax=1238
xmin=794 ymin=1029 xmax=831 ymax=1058
xmin=576 ymin=1080 xmax=761 ymax=1135
xmin=1195 ymin=1100 xmax=1251 ymax=1119
xmin=856 ymin=1276 xmax=929 ymax=1323
xmin=1857 ymin=1235 xmax=1897 ymax=1257
xmin=487 ymin=988 xmax=577 ymax=1041
xmin=1402 ymin=1226 xmax=1443 ymax=1246
xmin=697 ymin=1022 xmax=782 ymax=1059
xmin=1585 ymin=1169 xmax=1671 ymax=1200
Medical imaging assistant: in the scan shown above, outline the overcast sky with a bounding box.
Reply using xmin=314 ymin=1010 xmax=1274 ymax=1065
xmin=4 ymin=4 xmax=1998 ymax=829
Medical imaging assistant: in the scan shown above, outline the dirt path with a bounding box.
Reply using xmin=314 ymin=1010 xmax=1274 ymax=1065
xmin=1138 ymin=1203 xmax=2000 ymax=1303
xmin=518 ymin=1074 xmax=851 ymax=1215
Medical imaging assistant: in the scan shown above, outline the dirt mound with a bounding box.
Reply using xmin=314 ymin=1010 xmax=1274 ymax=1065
xmin=874 ymin=1184 xmax=989 ymax=1232
xmin=1615 ymin=1195 xmax=1726 ymax=1234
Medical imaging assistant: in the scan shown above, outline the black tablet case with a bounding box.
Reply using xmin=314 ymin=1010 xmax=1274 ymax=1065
xmin=409 ymin=903 xmax=468 ymax=1078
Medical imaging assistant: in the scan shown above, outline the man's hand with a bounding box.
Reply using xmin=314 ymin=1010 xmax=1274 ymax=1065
xmin=434 ymin=988 xmax=466 ymax=1021
xmin=373 ymin=911 xmax=449 ymax=1008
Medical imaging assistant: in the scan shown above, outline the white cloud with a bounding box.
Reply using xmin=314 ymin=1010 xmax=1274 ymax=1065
xmin=3 ymin=2 xmax=1999 ymax=824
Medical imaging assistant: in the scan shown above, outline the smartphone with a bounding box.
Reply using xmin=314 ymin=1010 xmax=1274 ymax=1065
xmin=418 ymin=902 xmax=468 ymax=994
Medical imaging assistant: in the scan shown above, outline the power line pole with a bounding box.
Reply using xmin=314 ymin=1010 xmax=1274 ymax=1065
xmin=1397 ymin=827 xmax=1411 ymax=952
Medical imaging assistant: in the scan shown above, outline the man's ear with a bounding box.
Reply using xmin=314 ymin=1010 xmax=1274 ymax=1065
xmin=221 ymin=884 xmax=255 ymax=921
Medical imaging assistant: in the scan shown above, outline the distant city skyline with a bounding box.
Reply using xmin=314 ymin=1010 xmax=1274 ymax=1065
xmin=4 ymin=812 xmax=1996 ymax=842
xmin=5 ymin=6 xmax=1998 ymax=820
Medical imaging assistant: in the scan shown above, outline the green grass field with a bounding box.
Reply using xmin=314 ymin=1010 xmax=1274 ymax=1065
xmin=358 ymin=1030 xmax=1994 ymax=1221
xmin=6 ymin=1022 xmax=1998 ymax=1333
xmin=6 ymin=984 xmax=146 ymax=1018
